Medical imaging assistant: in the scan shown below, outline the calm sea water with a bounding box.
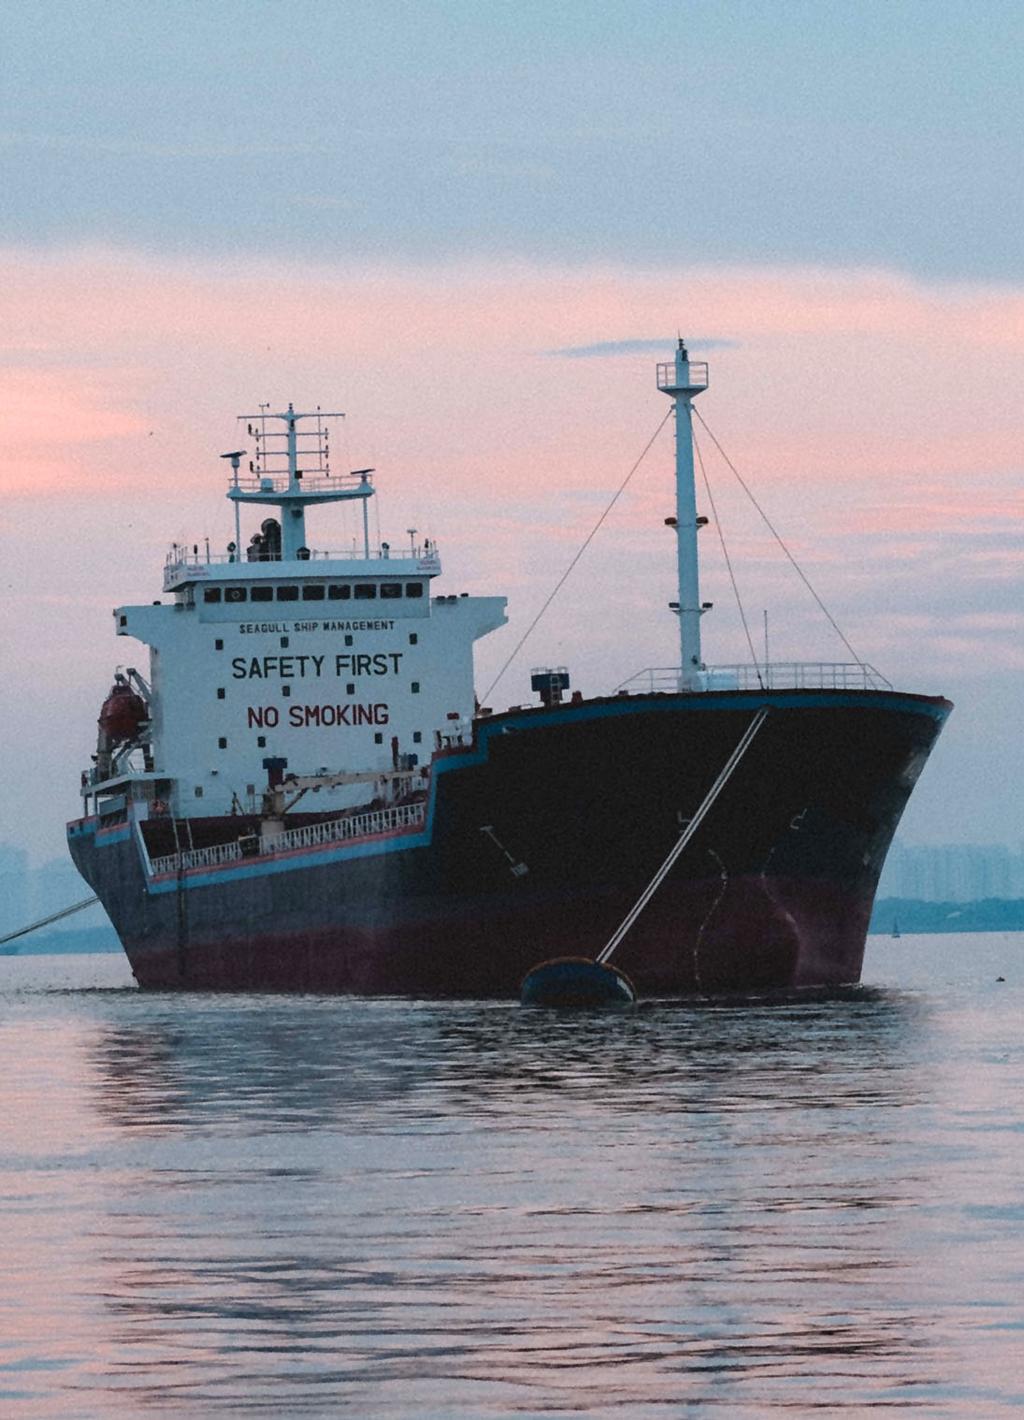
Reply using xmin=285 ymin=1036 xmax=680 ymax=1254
xmin=2 ymin=934 xmax=1023 ymax=1418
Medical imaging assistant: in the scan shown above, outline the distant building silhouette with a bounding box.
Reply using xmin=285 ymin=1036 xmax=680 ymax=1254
xmin=879 ymin=841 xmax=1024 ymax=902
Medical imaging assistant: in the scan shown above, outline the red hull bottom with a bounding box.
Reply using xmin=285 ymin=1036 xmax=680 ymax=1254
xmin=123 ymin=873 xmax=870 ymax=998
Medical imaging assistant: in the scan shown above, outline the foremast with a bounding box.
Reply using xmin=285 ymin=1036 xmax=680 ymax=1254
xmin=657 ymin=342 xmax=709 ymax=691
xmin=228 ymin=404 xmax=372 ymax=560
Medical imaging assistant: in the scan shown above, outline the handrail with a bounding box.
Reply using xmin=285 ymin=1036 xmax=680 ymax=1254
xmin=615 ymin=662 xmax=894 ymax=693
xmin=164 ymin=544 xmax=437 ymax=568
xmin=228 ymin=472 xmax=370 ymax=496
xmin=150 ymin=801 xmax=426 ymax=876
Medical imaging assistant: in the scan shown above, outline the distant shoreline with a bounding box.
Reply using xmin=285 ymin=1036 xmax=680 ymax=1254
xmin=871 ymin=898 xmax=1024 ymax=935
xmin=1 ymin=925 xmax=120 ymax=957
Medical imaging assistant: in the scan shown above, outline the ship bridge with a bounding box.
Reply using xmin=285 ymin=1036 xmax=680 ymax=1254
xmin=100 ymin=402 xmax=506 ymax=823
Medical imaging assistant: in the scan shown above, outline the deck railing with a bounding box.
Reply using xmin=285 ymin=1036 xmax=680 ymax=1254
xmin=615 ymin=662 xmax=894 ymax=694
xmin=656 ymin=360 xmax=709 ymax=393
xmin=150 ymin=801 xmax=426 ymax=876
xmin=164 ymin=543 xmax=436 ymax=569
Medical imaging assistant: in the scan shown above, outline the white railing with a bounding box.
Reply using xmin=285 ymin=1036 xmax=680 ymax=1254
xmin=615 ymin=662 xmax=894 ymax=694
xmin=149 ymin=801 xmax=426 ymax=876
xmin=164 ymin=543 xmax=437 ymax=570
xmin=151 ymin=838 xmax=243 ymax=875
xmin=229 ymin=472 xmax=369 ymax=496
xmin=265 ymin=801 xmax=425 ymax=855
xmin=656 ymin=360 xmax=709 ymax=392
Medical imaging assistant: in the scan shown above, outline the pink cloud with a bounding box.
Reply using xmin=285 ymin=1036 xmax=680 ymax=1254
xmin=1 ymin=245 xmax=1020 ymax=688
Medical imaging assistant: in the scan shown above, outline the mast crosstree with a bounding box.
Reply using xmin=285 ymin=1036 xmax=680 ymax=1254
xmin=228 ymin=404 xmax=373 ymax=559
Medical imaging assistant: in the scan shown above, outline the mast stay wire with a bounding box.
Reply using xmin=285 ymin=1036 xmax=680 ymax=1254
xmin=692 ymin=408 xmax=867 ymax=670
xmin=480 ymin=405 xmax=674 ymax=705
xmin=692 ymin=427 xmax=764 ymax=690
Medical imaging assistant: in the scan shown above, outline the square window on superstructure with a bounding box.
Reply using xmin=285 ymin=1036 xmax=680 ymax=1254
xmin=354 ymin=584 xmax=377 ymax=600
xmin=282 ymin=685 xmax=291 ymax=697
xmin=381 ymin=583 xmax=402 ymax=600
xmin=405 ymin=582 xmax=424 ymax=598
xmin=194 ymin=786 xmax=204 ymax=798
xmin=413 ymin=731 xmax=422 ymax=744
xmin=302 ymin=584 xmax=325 ymax=601
xmin=346 ymin=683 xmax=355 ymax=694
xmin=217 ymin=688 xmax=225 ymax=700
xmin=344 ymin=634 xmax=353 ymax=647
xmin=215 ymin=639 xmax=224 ymax=651
xmin=328 ymin=584 xmax=351 ymax=600
xmin=203 ymin=587 xmax=222 ymax=603
xmin=218 ymin=737 xmax=227 ymax=749
xmin=225 ymin=586 xmax=247 ymax=603
xmin=276 ymin=586 xmax=299 ymax=602
xmin=251 ymin=585 xmax=272 ymax=603
xmin=257 ymin=736 xmax=266 ymax=748
xmin=409 ymin=633 xmax=418 ymax=646
xmin=411 ymin=681 xmax=420 ymax=693
xmin=280 ymin=636 xmax=289 ymax=648
xmin=374 ymin=732 xmax=383 ymax=744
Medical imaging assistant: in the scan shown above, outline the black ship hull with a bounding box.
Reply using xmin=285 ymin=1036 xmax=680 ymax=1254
xmin=68 ymin=689 xmax=950 ymax=997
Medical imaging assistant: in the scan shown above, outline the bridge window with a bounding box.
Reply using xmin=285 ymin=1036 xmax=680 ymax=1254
xmin=405 ymin=582 xmax=424 ymax=598
xmin=302 ymin=584 xmax=325 ymax=601
xmin=381 ymin=583 xmax=402 ymax=600
xmin=276 ymin=586 xmax=299 ymax=602
xmin=203 ymin=587 xmax=222 ymax=603
xmin=251 ymin=586 xmax=272 ymax=603
xmin=354 ymin=583 xmax=377 ymax=600
xmin=328 ymin=584 xmax=351 ymax=600
xmin=225 ymin=586 xmax=247 ymax=603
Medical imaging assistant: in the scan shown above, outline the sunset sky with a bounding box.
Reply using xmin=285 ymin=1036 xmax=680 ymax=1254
xmin=1 ymin=1 xmax=1021 ymax=863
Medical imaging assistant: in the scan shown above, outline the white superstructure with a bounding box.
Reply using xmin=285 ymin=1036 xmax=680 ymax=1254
xmin=84 ymin=405 xmax=506 ymax=820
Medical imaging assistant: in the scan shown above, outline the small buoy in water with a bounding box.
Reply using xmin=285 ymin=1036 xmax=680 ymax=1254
xmin=520 ymin=956 xmax=637 ymax=1008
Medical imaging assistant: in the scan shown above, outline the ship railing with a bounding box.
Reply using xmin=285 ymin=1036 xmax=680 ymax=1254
xmin=615 ymin=662 xmax=895 ymax=694
xmin=164 ymin=543 xmax=436 ymax=569
xmin=228 ymin=472 xmax=371 ymax=496
xmin=150 ymin=838 xmax=244 ymax=875
xmin=149 ymin=801 xmax=426 ymax=876
xmin=656 ymin=359 xmax=709 ymax=392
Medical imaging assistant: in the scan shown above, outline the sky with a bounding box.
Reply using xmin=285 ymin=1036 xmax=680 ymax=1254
xmin=0 ymin=0 xmax=1021 ymax=865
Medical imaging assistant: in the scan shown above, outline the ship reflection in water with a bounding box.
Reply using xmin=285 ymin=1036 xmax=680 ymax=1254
xmin=4 ymin=942 xmax=1024 ymax=1418
xmin=80 ymin=991 xmax=937 ymax=1415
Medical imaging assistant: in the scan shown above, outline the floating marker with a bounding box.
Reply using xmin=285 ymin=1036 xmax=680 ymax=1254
xmin=519 ymin=956 xmax=637 ymax=1008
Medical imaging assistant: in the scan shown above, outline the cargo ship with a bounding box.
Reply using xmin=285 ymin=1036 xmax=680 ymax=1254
xmin=67 ymin=346 xmax=951 ymax=994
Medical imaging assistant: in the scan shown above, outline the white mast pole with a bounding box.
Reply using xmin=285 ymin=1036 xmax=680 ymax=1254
xmin=282 ymin=403 xmax=306 ymax=559
xmin=657 ymin=341 xmax=709 ymax=691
